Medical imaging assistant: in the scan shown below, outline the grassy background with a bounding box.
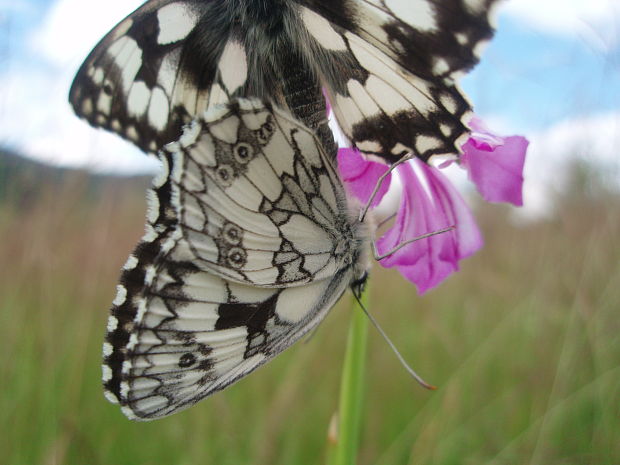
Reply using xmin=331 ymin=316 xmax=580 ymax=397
xmin=1 ymin=153 xmax=618 ymax=465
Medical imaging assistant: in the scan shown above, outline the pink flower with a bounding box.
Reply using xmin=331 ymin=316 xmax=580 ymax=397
xmin=337 ymin=148 xmax=391 ymax=208
xmin=336 ymin=118 xmax=528 ymax=294
xmin=374 ymin=160 xmax=483 ymax=294
xmin=460 ymin=117 xmax=529 ymax=206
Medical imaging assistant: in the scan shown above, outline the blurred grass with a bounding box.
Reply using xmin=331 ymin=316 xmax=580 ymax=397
xmin=0 ymin=156 xmax=618 ymax=465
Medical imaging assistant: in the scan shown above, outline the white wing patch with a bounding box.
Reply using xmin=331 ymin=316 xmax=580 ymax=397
xmin=156 ymin=2 xmax=200 ymax=45
xmin=148 ymin=87 xmax=171 ymax=131
xmin=218 ymin=40 xmax=249 ymax=95
xmin=384 ymin=0 xmax=438 ymax=33
xmin=302 ymin=8 xmax=348 ymax=51
xmin=106 ymin=36 xmax=143 ymax=94
xmin=127 ymin=81 xmax=151 ymax=117
xmin=275 ymin=279 xmax=333 ymax=324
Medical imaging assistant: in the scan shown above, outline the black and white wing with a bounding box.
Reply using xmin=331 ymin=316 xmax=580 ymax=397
xmin=300 ymin=0 xmax=500 ymax=162
xmin=69 ymin=0 xmax=243 ymax=154
xmin=103 ymin=99 xmax=365 ymax=420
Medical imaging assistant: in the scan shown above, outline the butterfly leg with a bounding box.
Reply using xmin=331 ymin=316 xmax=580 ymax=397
xmin=371 ymin=226 xmax=455 ymax=261
xmin=358 ymin=153 xmax=413 ymax=222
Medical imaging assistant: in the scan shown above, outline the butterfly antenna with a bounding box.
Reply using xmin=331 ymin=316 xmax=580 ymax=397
xmin=352 ymin=288 xmax=436 ymax=390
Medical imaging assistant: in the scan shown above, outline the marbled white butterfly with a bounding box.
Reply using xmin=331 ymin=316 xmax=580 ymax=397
xmin=69 ymin=0 xmax=499 ymax=165
xmin=70 ymin=0 xmax=499 ymax=420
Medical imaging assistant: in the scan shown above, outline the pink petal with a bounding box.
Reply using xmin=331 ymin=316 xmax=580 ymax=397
xmin=337 ymin=148 xmax=391 ymax=207
xmin=461 ymin=117 xmax=529 ymax=206
xmin=422 ymin=162 xmax=483 ymax=260
xmin=376 ymin=159 xmax=483 ymax=294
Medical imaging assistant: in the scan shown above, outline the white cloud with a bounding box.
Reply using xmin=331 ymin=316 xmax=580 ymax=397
xmin=502 ymin=0 xmax=620 ymax=49
xmin=0 ymin=0 xmax=158 ymax=174
xmin=523 ymin=111 xmax=620 ymax=181
xmin=30 ymin=0 xmax=144 ymax=67
xmin=513 ymin=112 xmax=620 ymax=219
xmin=0 ymin=67 xmax=158 ymax=174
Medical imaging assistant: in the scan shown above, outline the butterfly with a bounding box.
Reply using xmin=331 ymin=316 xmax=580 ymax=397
xmin=71 ymin=0 xmax=499 ymax=420
xmin=69 ymin=0 xmax=499 ymax=165
xmin=103 ymin=98 xmax=372 ymax=419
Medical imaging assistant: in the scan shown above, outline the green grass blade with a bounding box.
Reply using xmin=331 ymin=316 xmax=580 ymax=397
xmin=328 ymin=286 xmax=370 ymax=465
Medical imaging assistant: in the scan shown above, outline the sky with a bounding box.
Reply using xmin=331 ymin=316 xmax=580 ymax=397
xmin=0 ymin=0 xmax=619 ymax=218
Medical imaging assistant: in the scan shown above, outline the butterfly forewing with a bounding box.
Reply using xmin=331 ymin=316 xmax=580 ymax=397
xmin=103 ymin=99 xmax=364 ymax=420
xmin=299 ymin=0 xmax=498 ymax=162
xmin=69 ymin=0 xmax=226 ymax=154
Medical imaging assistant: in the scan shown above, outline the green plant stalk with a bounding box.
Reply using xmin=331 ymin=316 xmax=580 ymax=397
xmin=328 ymin=285 xmax=370 ymax=465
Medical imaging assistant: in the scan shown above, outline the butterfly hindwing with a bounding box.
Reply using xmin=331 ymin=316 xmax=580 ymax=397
xmin=106 ymin=240 xmax=351 ymax=420
xmin=167 ymin=99 xmax=353 ymax=286
xmin=103 ymin=99 xmax=364 ymax=420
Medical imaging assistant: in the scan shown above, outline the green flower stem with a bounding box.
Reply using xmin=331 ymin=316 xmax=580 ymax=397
xmin=328 ymin=285 xmax=370 ymax=465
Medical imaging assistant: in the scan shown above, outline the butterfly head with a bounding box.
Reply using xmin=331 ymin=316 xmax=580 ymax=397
xmin=350 ymin=269 xmax=369 ymax=299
